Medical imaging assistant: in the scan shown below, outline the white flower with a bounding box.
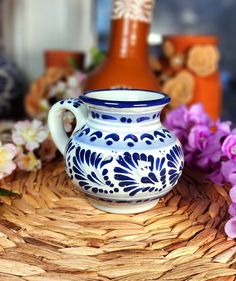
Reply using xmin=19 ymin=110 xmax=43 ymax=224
xmin=49 ymin=81 xmax=67 ymax=98
xmin=12 ymin=120 xmax=48 ymax=151
xmin=67 ymin=75 xmax=79 ymax=88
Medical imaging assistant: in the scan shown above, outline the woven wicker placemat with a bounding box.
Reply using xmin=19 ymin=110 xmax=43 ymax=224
xmin=0 ymin=160 xmax=235 ymax=281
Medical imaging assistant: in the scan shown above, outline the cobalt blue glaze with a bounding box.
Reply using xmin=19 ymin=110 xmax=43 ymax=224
xmin=80 ymin=89 xmax=170 ymax=108
xmin=66 ymin=143 xmax=183 ymax=198
xmin=48 ymin=89 xmax=184 ymax=213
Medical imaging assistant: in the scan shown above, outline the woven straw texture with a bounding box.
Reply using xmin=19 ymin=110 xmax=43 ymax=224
xmin=0 ymin=160 xmax=235 ymax=281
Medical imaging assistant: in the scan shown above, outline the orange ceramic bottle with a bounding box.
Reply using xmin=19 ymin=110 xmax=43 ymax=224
xmin=84 ymin=0 xmax=159 ymax=91
xmin=162 ymin=35 xmax=222 ymax=120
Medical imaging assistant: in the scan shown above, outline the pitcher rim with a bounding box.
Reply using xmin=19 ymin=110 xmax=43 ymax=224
xmin=80 ymin=89 xmax=170 ymax=108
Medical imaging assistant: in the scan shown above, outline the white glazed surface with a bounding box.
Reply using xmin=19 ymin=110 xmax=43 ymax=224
xmin=48 ymin=90 xmax=184 ymax=213
xmin=111 ymin=0 xmax=155 ymax=23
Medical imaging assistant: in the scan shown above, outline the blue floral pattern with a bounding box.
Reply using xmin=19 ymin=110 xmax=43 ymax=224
xmin=114 ymin=152 xmax=166 ymax=196
xmin=167 ymin=145 xmax=184 ymax=185
xmin=66 ymin=143 xmax=183 ymax=200
xmin=54 ymin=93 xmax=184 ymax=211
xmin=71 ymin=146 xmax=113 ymax=194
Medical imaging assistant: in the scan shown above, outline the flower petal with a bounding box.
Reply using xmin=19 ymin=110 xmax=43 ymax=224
xmin=35 ymin=130 xmax=48 ymax=143
xmin=225 ymin=217 xmax=236 ymax=238
xmin=221 ymin=160 xmax=236 ymax=185
xmin=12 ymin=133 xmax=25 ymax=145
xmin=32 ymin=119 xmax=42 ymax=129
xmin=229 ymin=203 xmax=236 ymax=217
xmin=26 ymin=140 xmax=39 ymax=151
xmin=3 ymin=144 xmax=18 ymax=159
xmin=230 ymin=185 xmax=236 ymax=203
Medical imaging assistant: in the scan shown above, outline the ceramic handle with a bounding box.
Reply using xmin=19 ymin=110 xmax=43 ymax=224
xmin=48 ymin=99 xmax=88 ymax=155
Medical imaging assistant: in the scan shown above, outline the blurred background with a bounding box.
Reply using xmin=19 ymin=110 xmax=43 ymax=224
xmin=0 ymin=0 xmax=235 ymax=121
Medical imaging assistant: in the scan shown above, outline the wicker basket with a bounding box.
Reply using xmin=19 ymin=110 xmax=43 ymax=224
xmin=0 ymin=160 xmax=235 ymax=281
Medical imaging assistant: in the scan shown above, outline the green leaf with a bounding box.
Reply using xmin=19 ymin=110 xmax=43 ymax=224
xmin=0 ymin=188 xmax=19 ymax=197
xmin=67 ymin=56 xmax=78 ymax=70
xmin=85 ymin=47 xmax=106 ymax=72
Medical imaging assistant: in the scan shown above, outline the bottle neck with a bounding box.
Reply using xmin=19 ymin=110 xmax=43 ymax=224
xmin=108 ymin=19 xmax=150 ymax=59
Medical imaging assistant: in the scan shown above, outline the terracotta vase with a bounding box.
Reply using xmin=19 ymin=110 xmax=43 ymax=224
xmin=84 ymin=0 xmax=159 ymax=91
xmin=162 ymin=35 xmax=222 ymax=120
xmin=45 ymin=50 xmax=84 ymax=71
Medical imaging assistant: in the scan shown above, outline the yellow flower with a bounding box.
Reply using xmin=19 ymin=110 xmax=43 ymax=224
xmin=187 ymin=45 xmax=220 ymax=77
xmin=162 ymin=70 xmax=195 ymax=108
xmin=16 ymin=152 xmax=41 ymax=172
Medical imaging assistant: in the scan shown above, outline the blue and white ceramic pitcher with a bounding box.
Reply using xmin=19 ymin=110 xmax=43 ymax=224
xmin=48 ymin=89 xmax=184 ymax=213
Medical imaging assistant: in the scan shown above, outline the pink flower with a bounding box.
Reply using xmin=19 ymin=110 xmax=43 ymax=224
xmin=222 ymin=135 xmax=236 ymax=162
xmin=164 ymin=106 xmax=189 ymax=143
xmin=225 ymin=217 xmax=236 ymax=238
xmin=12 ymin=120 xmax=48 ymax=151
xmin=229 ymin=185 xmax=236 ymax=202
xmin=171 ymin=128 xmax=188 ymax=144
xmin=187 ymin=103 xmax=211 ymax=126
xmin=221 ymin=160 xmax=236 ymax=186
xmin=164 ymin=103 xmax=236 ymax=238
xmin=194 ymin=130 xmax=228 ymax=169
xmin=216 ymin=120 xmax=232 ymax=134
xmin=76 ymin=71 xmax=87 ymax=84
xmin=188 ymin=125 xmax=211 ymax=151
xmin=164 ymin=105 xmax=188 ymax=130
xmin=229 ymin=203 xmax=236 ymax=217
xmin=0 ymin=143 xmax=18 ymax=179
xmin=208 ymin=168 xmax=224 ymax=185
xmin=16 ymin=152 xmax=41 ymax=171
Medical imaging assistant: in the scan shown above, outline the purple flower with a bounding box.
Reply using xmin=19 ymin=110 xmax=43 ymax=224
xmin=164 ymin=105 xmax=188 ymax=130
xmin=225 ymin=216 xmax=236 ymax=238
xmin=171 ymin=128 xmax=188 ymax=144
xmin=195 ymin=129 xmax=229 ymax=169
xmin=216 ymin=120 xmax=232 ymax=134
xmin=207 ymin=168 xmax=224 ymax=185
xmin=164 ymin=106 xmax=189 ymax=144
xmin=164 ymin=103 xmax=236 ymax=239
xmin=188 ymin=125 xmax=211 ymax=151
xmin=187 ymin=103 xmax=211 ymax=126
xmin=222 ymin=135 xmax=236 ymax=162
xmin=229 ymin=203 xmax=236 ymax=216
xmin=229 ymin=185 xmax=236 ymax=202
xmin=221 ymin=160 xmax=236 ymax=186
xmin=184 ymin=150 xmax=195 ymax=165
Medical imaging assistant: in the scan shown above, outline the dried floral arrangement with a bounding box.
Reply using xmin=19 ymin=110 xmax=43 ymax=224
xmin=25 ymin=68 xmax=86 ymax=119
xmin=0 ymin=48 xmax=107 ymax=179
xmin=165 ymin=103 xmax=236 ymax=238
xmin=160 ymin=38 xmax=220 ymax=110
xmin=0 ymin=68 xmax=87 ymax=177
